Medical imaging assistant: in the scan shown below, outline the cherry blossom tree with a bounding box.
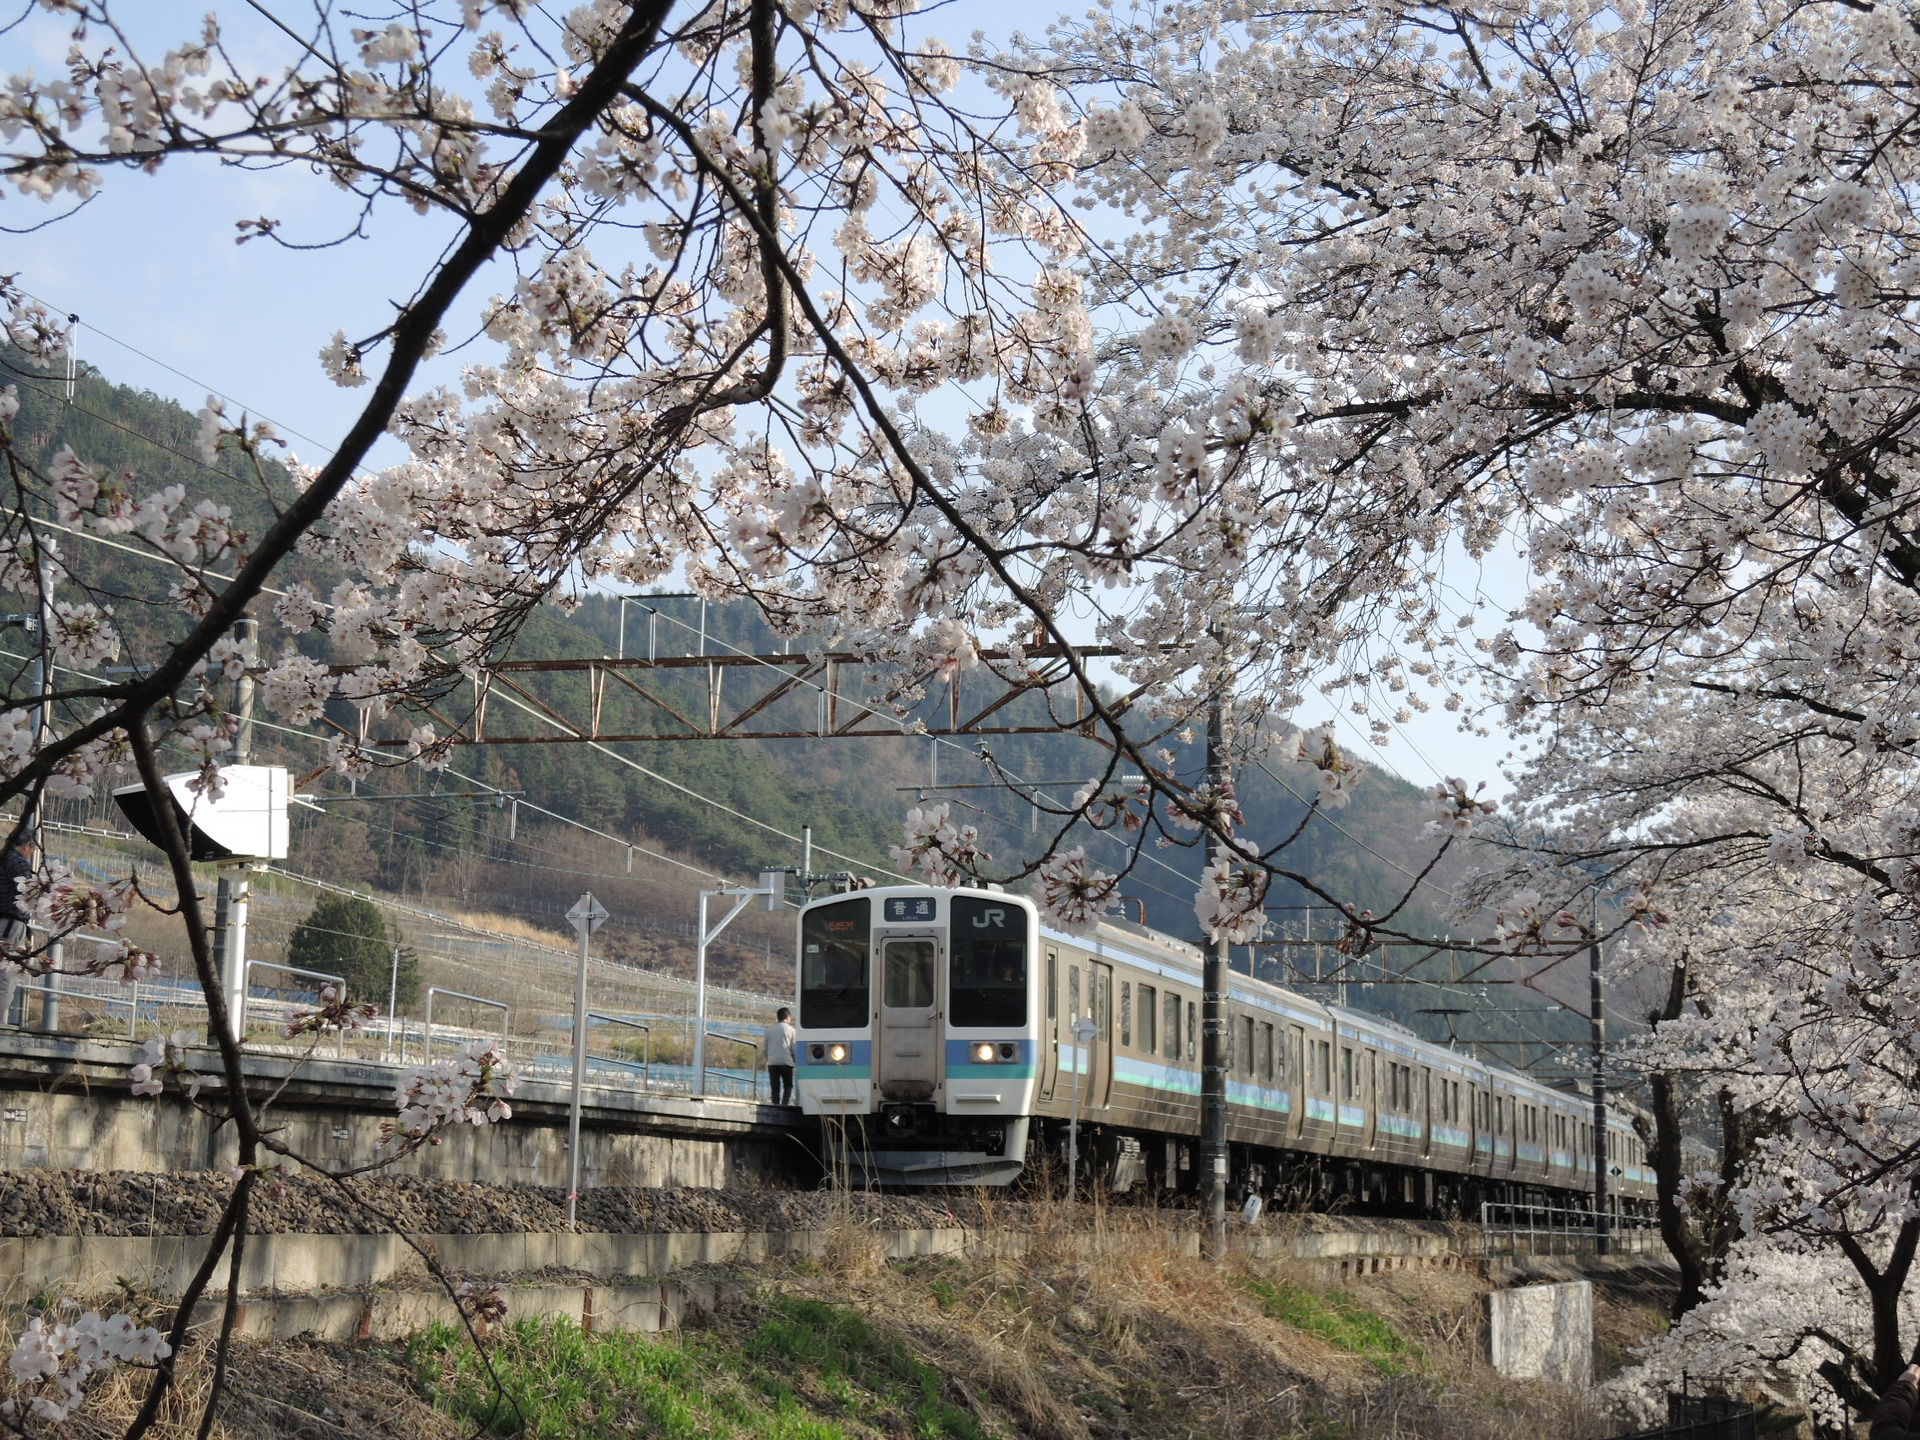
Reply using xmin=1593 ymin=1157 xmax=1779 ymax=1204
xmin=1026 ymin=0 xmax=1920 ymax=1420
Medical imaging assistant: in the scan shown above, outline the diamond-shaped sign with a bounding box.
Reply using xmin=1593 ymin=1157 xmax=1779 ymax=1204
xmin=566 ymin=892 xmax=609 ymax=936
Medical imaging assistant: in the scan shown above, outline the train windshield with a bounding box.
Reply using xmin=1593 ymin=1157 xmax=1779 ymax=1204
xmin=800 ymin=898 xmax=870 ymax=1028
xmin=948 ymin=895 xmax=1026 ymax=1027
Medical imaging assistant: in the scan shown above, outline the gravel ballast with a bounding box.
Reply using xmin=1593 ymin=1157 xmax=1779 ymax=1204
xmin=0 ymin=1170 xmax=1104 ymax=1238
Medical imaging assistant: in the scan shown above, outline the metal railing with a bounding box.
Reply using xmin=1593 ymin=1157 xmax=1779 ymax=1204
xmin=1480 ymin=1201 xmax=1664 ymax=1257
xmin=701 ymin=1030 xmax=761 ymax=1099
xmin=586 ymin=1012 xmax=650 ymax=1087
xmin=1611 ymin=1392 xmax=1754 ymax=1440
xmin=418 ymin=987 xmax=510 ymax=1064
xmin=18 ymin=977 xmax=136 ymax=1038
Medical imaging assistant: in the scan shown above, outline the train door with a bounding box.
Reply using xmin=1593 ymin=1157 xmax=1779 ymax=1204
xmin=1364 ymin=1050 xmax=1379 ymax=1148
xmin=875 ymin=935 xmax=939 ymax=1100
xmin=1038 ymin=947 xmax=1060 ymax=1103
xmin=1288 ymin=1025 xmax=1306 ymax=1138
xmin=1091 ymin=961 xmax=1114 ymax=1108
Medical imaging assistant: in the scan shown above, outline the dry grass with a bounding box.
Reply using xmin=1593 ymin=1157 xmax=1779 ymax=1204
xmin=10 ymin=1189 xmax=1662 ymax=1440
xmin=735 ymin=1189 xmax=1635 ymax=1440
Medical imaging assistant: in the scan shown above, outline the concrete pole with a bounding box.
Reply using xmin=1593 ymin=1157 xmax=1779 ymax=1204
xmin=385 ymin=945 xmax=401 ymax=1062
xmin=693 ymin=891 xmax=710 ymax=1097
xmin=1590 ymin=918 xmax=1611 ymax=1256
xmin=209 ymin=616 xmax=257 ymax=1047
xmin=1201 ymin=636 xmax=1230 ymax=1260
xmin=566 ymin=913 xmax=591 ymax=1230
xmin=29 ymin=506 xmax=53 ymax=1031
xmin=1068 ymin=1021 xmax=1090 ymax=1205
xmin=225 ymin=867 xmax=251 ymax=1040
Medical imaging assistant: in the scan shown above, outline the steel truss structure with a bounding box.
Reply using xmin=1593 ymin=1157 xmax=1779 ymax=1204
xmin=348 ymin=645 xmax=1139 ymax=748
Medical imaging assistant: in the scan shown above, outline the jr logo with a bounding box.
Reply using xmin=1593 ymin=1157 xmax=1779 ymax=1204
xmin=973 ymin=907 xmax=1006 ymax=928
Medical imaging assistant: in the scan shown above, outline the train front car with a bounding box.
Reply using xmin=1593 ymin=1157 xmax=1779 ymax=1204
xmin=795 ymin=885 xmax=1038 ymax=1185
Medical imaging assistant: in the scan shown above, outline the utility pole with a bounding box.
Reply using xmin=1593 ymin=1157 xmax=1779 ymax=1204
xmin=692 ymin=880 xmax=777 ymax=1097
xmin=1590 ymin=909 xmax=1611 ymax=1256
xmin=1201 ymin=631 xmax=1230 ymax=1260
xmin=385 ymin=945 xmax=402 ymax=1062
xmin=1067 ymin=1014 xmax=1097 ymax=1204
xmin=30 ymin=526 xmax=55 ymax=1031
xmin=564 ymin=891 xmax=609 ymax=1230
xmin=209 ymin=615 xmax=257 ymax=1045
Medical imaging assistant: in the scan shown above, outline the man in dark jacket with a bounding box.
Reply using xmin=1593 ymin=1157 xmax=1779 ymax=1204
xmin=1873 ymin=1362 xmax=1920 ymax=1439
xmin=0 ymin=835 xmax=34 ymax=1028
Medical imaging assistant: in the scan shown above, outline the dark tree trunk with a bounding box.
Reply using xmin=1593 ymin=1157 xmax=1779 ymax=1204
xmin=1645 ymin=957 xmax=1766 ymax=1322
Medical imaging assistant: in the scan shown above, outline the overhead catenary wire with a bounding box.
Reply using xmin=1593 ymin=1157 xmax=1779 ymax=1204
xmin=40 ymin=817 xmax=780 ymax=1008
xmin=0 ymin=301 xmax=1210 ymax=895
xmin=10 ymin=279 xmax=1442 ymax=915
xmin=0 ymin=644 xmax=750 ymax=897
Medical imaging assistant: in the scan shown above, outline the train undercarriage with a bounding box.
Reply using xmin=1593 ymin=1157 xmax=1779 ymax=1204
xmin=1024 ymin=1117 xmax=1658 ymax=1221
xmin=816 ymin=1110 xmax=1654 ymax=1223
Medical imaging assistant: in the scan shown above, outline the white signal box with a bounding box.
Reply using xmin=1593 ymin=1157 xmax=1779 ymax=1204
xmin=112 ymin=765 xmax=290 ymax=863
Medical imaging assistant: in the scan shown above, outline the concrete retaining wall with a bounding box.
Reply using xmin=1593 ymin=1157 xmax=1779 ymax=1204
xmin=0 ymin=1220 xmax=1495 ymax=1308
xmin=0 ymin=1032 xmax=809 ymax=1189
xmin=197 ymin=1275 xmax=730 ymax=1342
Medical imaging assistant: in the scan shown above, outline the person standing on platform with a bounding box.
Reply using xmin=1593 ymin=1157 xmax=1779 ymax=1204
xmin=0 ymin=834 xmax=36 ymax=1028
xmin=765 ymin=1005 xmax=797 ymax=1106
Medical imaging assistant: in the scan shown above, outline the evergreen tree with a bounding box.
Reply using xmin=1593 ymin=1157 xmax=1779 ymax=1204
xmin=286 ymin=896 xmax=418 ymax=1009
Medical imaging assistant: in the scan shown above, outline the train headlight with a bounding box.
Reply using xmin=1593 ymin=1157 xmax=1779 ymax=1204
xmin=967 ymin=1042 xmax=1021 ymax=1064
xmin=827 ymin=1043 xmax=849 ymax=1064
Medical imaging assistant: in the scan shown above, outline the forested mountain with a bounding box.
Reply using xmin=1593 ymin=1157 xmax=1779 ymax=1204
xmin=0 ymin=350 xmax=1592 ymax=1064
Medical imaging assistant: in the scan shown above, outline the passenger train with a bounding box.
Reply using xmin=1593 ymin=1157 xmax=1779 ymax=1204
xmin=795 ymin=885 xmax=1656 ymax=1215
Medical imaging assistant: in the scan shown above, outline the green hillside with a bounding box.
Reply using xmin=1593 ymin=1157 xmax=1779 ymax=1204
xmin=0 ymin=349 xmax=1588 ymax=1061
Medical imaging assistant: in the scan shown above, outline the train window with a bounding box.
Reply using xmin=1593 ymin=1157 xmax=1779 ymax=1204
xmin=949 ymin=896 xmax=1026 ymax=1027
xmin=1317 ymin=1040 xmax=1332 ymax=1093
xmin=1340 ymin=1047 xmax=1353 ymax=1100
xmin=800 ymin=897 xmax=871 ymax=1029
xmin=1163 ymin=992 xmax=1180 ymax=1061
xmin=1068 ymin=968 xmax=1081 ymax=1027
xmin=1139 ymin=986 xmax=1157 ymax=1054
xmin=884 ymin=939 xmax=936 ymax=1008
xmin=1188 ymin=1002 xmax=1197 ymax=1061
xmin=1120 ymin=983 xmax=1132 ymax=1047
xmin=1453 ymin=1082 xmax=1462 ymax=1123
xmin=1241 ymin=1016 xmax=1255 ymax=1076
xmin=1261 ymin=1023 xmax=1275 ymax=1082
xmin=1046 ymin=951 xmax=1058 ymax=1022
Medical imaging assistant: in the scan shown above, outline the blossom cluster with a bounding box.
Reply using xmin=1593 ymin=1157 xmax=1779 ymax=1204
xmin=382 ymin=1041 xmax=516 ymax=1150
xmin=4 ymin=1306 xmax=170 ymax=1423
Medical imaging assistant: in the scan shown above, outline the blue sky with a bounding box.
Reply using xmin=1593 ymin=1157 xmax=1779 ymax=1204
xmin=5 ymin=1 xmax=1532 ymax=797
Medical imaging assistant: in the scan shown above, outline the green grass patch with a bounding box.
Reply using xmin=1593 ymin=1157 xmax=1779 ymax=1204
xmin=408 ymin=1301 xmax=988 ymax=1440
xmin=1240 ymin=1277 xmax=1423 ymax=1374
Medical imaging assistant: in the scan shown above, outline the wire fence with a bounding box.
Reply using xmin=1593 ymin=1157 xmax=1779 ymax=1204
xmin=1610 ymin=1393 xmax=1755 ymax=1440
xmin=15 ymin=825 xmax=786 ymax=1103
xmin=1479 ymin=1201 xmax=1666 ymax=1258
